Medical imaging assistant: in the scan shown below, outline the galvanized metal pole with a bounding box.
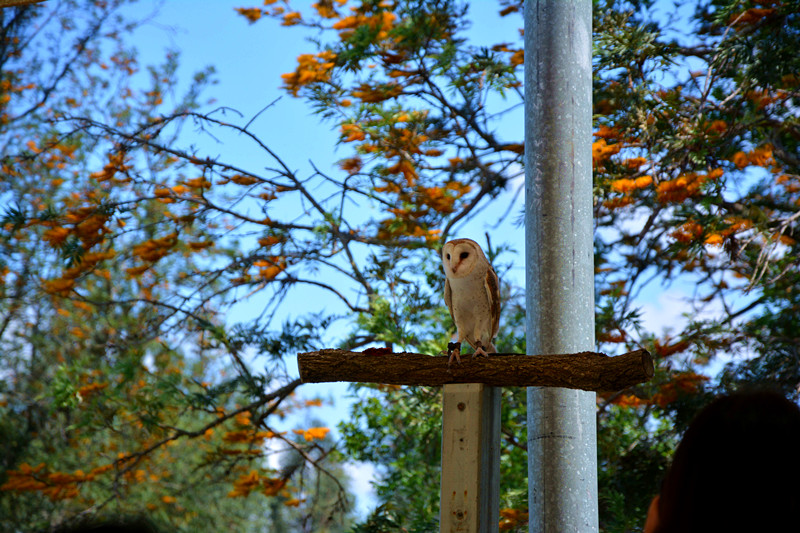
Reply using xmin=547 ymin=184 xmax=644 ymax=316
xmin=524 ymin=2 xmax=598 ymax=533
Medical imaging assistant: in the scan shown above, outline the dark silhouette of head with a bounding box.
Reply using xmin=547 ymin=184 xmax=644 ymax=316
xmin=653 ymin=390 xmax=800 ymax=533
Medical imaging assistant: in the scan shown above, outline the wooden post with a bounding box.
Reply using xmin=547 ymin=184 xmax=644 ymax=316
xmin=440 ymin=384 xmax=500 ymax=533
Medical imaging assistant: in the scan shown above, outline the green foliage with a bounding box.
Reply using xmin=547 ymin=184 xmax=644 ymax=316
xmin=0 ymin=2 xmax=354 ymax=531
xmin=597 ymin=404 xmax=675 ymax=532
xmin=340 ymin=385 xmax=443 ymax=531
xmin=3 ymin=0 xmax=799 ymax=531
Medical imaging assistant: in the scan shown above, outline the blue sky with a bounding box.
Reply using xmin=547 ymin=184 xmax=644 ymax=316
xmin=126 ymin=3 xmax=529 ymax=339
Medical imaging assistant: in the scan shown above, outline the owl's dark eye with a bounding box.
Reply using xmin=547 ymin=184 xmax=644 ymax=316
xmin=460 ymin=252 xmax=469 ymax=260
xmin=446 ymin=253 xmax=451 ymax=260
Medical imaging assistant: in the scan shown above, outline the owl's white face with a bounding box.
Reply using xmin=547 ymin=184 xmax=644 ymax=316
xmin=442 ymin=239 xmax=485 ymax=279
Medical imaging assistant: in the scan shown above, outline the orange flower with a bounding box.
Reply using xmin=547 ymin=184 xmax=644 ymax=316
xmin=653 ymin=339 xmax=689 ymax=357
xmin=705 ymin=120 xmax=727 ymax=135
xmin=74 ymin=214 xmax=110 ymax=246
xmin=125 ymin=265 xmax=149 ymax=277
xmin=254 ymin=256 xmax=287 ymax=280
xmin=499 ymin=508 xmax=529 ymax=530
xmin=235 ymin=7 xmax=262 ymax=23
xmin=425 ymin=228 xmax=442 ymax=243
xmin=340 ymin=123 xmax=366 ymax=142
xmin=262 ymin=477 xmax=286 ymax=496
xmin=313 ymin=2 xmax=340 ymax=18
xmin=594 ymin=125 xmax=620 ymax=140
xmin=42 ymin=226 xmax=71 ymax=248
xmin=295 ymin=427 xmax=330 ymax=442
xmin=235 ymin=410 xmax=252 ymax=426
xmin=222 ymin=429 xmax=271 ymax=444
xmin=153 ymin=187 xmax=172 ymax=198
xmin=650 ymin=372 xmax=709 ymax=407
xmin=729 ymin=7 xmax=776 ymax=26
xmin=598 ymin=331 xmax=627 ymax=343
xmin=351 ymin=82 xmax=403 ymax=103
xmin=503 ymin=143 xmax=524 ymax=154
xmin=748 ymin=144 xmax=773 ymax=167
xmin=732 ymin=151 xmax=749 ymax=169
xmin=187 ymin=241 xmax=213 ymax=251
xmin=333 ymin=11 xmax=396 ymax=40
xmin=89 ymin=150 xmax=130 ymax=182
xmin=282 ymin=11 xmax=302 ymax=26
xmin=228 ymin=471 xmax=286 ymax=498
xmin=499 ymin=5 xmax=520 ymax=16
xmin=592 ymin=139 xmax=621 ymax=169
xmin=656 ymin=173 xmax=710 ymax=203
xmin=43 ymin=278 xmax=75 ymax=295
xmin=227 ymin=174 xmax=260 ymax=186
xmin=258 ymin=235 xmax=283 ymax=247
xmin=281 ymin=51 xmax=338 ymax=96
xmin=338 ymin=156 xmax=362 ymax=175
xmin=184 ymin=177 xmax=212 ymax=189
xmin=132 ymin=233 xmax=178 ymax=262
xmin=385 ymin=159 xmax=417 ymax=184
xmin=670 ymin=221 xmax=703 ymax=243
xmin=610 ymin=178 xmax=635 ymax=194
xmin=77 ymin=382 xmax=108 ymax=398
xmin=612 ymin=394 xmax=648 ymax=408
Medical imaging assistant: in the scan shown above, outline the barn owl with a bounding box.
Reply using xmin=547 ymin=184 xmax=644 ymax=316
xmin=441 ymin=238 xmax=500 ymax=365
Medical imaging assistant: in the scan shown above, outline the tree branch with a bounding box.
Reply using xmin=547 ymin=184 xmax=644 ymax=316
xmin=297 ymin=348 xmax=654 ymax=392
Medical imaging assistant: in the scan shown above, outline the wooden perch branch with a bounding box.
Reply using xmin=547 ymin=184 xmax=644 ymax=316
xmin=297 ymin=349 xmax=654 ymax=392
xmin=0 ymin=0 xmax=47 ymax=7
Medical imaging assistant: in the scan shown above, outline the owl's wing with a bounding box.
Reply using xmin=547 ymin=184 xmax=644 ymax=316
xmin=485 ymin=266 xmax=501 ymax=339
xmin=444 ymin=277 xmax=454 ymax=319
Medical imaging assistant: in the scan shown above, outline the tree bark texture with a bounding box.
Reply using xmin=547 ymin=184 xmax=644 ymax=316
xmin=297 ymin=349 xmax=653 ymax=392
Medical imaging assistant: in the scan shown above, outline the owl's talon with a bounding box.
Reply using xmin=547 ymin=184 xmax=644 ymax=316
xmin=471 ymin=346 xmax=490 ymax=358
xmin=447 ymin=342 xmax=462 ymax=366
